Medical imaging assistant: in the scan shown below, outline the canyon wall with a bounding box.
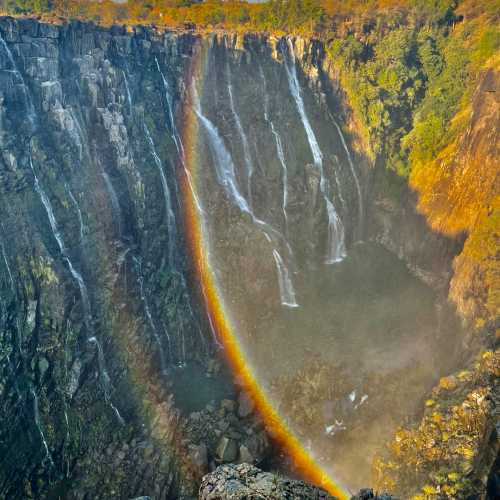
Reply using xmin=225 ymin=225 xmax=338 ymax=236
xmin=0 ymin=17 xmax=474 ymax=499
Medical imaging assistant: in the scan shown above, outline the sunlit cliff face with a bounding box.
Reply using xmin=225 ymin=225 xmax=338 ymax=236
xmin=0 ymin=20 xmax=466 ymax=498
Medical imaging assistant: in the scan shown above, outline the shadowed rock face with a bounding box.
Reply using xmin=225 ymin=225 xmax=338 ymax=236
xmin=0 ymin=16 xmax=467 ymax=500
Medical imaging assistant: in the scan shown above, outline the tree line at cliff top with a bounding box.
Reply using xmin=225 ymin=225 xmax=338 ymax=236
xmin=1 ymin=1 xmax=495 ymax=32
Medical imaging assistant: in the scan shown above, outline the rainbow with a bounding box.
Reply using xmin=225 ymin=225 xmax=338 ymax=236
xmin=178 ymin=39 xmax=350 ymax=500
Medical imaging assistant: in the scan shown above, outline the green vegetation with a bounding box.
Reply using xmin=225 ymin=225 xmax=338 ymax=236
xmin=326 ymin=2 xmax=499 ymax=176
xmin=374 ymin=349 xmax=500 ymax=499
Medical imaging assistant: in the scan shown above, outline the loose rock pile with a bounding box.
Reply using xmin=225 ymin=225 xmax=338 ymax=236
xmin=183 ymin=390 xmax=271 ymax=479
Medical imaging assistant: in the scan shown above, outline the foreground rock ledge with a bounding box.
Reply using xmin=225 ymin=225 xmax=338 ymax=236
xmin=199 ymin=463 xmax=397 ymax=499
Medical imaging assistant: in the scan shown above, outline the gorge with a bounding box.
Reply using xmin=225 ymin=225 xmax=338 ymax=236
xmin=0 ymin=10 xmax=498 ymax=500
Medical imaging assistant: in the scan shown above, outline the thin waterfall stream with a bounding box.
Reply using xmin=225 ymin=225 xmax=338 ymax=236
xmin=192 ymin=83 xmax=298 ymax=308
xmin=260 ymin=65 xmax=290 ymax=231
xmin=283 ymin=38 xmax=346 ymax=264
xmin=144 ymin=123 xmax=177 ymax=268
xmin=226 ymin=64 xmax=255 ymax=206
xmin=29 ymin=154 xmax=124 ymax=425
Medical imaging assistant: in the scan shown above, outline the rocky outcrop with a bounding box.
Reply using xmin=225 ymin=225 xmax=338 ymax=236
xmin=199 ymin=463 xmax=336 ymax=500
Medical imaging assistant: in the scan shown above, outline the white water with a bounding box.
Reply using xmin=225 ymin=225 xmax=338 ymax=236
xmin=1 ymin=240 xmax=15 ymax=293
xmin=67 ymin=109 xmax=85 ymax=161
xmin=193 ymin=84 xmax=298 ymax=308
xmin=0 ymin=34 xmax=36 ymax=124
xmin=101 ymin=171 xmax=122 ymax=237
xmin=122 ymin=69 xmax=133 ymax=111
xmin=284 ymin=39 xmax=346 ymax=264
xmin=88 ymin=336 xmax=125 ymax=425
xmin=260 ymin=66 xmax=289 ymax=230
xmin=227 ymin=65 xmax=254 ymax=205
xmin=144 ymin=124 xmax=177 ymax=268
xmin=30 ymin=388 xmax=54 ymax=467
xmin=31 ymin=155 xmax=123 ymax=423
xmin=193 ymin=86 xmax=251 ymax=215
xmin=30 ymin=155 xmax=91 ymax=323
xmin=155 ymin=57 xmax=182 ymax=155
xmin=330 ymin=115 xmax=364 ymax=235
xmin=133 ymin=257 xmax=168 ymax=373
xmin=332 ymin=160 xmax=347 ymax=211
xmin=155 ymin=58 xmax=208 ymax=217
xmin=272 ymin=249 xmax=298 ymax=308
xmin=66 ymin=184 xmax=85 ymax=243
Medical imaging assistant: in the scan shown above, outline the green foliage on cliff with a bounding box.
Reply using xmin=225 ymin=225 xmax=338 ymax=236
xmin=326 ymin=1 xmax=499 ymax=176
xmin=374 ymin=350 xmax=500 ymax=499
xmin=1 ymin=0 xmax=52 ymax=14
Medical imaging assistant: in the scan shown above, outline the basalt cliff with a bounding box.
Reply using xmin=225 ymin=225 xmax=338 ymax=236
xmin=0 ymin=16 xmax=497 ymax=500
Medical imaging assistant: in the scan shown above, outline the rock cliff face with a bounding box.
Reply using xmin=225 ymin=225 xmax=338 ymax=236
xmin=0 ymin=17 xmax=469 ymax=499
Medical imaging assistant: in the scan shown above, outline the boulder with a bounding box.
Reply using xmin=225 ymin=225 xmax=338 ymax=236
xmin=215 ymin=437 xmax=238 ymax=463
xmin=199 ymin=463 xmax=336 ymax=499
xmin=237 ymin=392 xmax=254 ymax=418
xmin=189 ymin=443 xmax=208 ymax=476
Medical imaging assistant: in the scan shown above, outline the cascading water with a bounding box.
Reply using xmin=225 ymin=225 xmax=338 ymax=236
xmin=0 ymin=34 xmax=36 ymax=124
xmin=30 ymin=155 xmax=91 ymax=323
xmin=272 ymin=249 xmax=298 ymax=308
xmin=226 ymin=64 xmax=254 ymax=206
xmin=30 ymin=154 xmax=123 ymax=424
xmin=101 ymin=171 xmax=122 ymax=238
xmin=133 ymin=256 xmax=169 ymax=373
xmin=329 ymin=115 xmax=363 ymax=236
xmin=283 ymin=39 xmax=346 ymax=264
xmin=66 ymin=184 xmax=85 ymax=243
xmin=260 ymin=66 xmax=289 ymax=230
xmin=144 ymin=123 xmax=177 ymax=268
xmin=122 ymin=69 xmax=133 ymax=112
xmin=155 ymin=57 xmax=182 ymax=156
xmin=192 ymin=83 xmax=298 ymax=308
xmin=332 ymin=160 xmax=347 ymax=212
xmin=30 ymin=387 xmax=54 ymax=468
xmin=0 ymin=240 xmax=14 ymax=293
xmin=88 ymin=336 xmax=125 ymax=425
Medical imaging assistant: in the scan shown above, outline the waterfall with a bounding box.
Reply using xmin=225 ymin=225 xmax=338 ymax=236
xmin=30 ymin=155 xmax=91 ymax=324
xmin=155 ymin=58 xmax=207 ymax=217
xmin=133 ymin=256 xmax=169 ymax=373
xmin=330 ymin=116 xmax=364 ymax=236
xmin=155 ymin=57 xmax=182 ymax=155
xmin=122 ymin=69 xmax=132 ymax=111
xmin=272 ymin=249 xmax=298 ymax=308
xmin=1 ymin=240 xmax=15 ymax=293
xmin=227 ymin=64 xmax=254 ymax=205
xmin=260 ymin=66 xmax=289 ymax=229
xmin=30 ymin=155 xmax=123 ymax=423
xmin=192 ymin=84 xmax=298 ymax=308
xmin=30 ymin=387 xmax=54 ymax=467
xmin=0 ymin=34 xmax=36 ymax=124
xmin=68 ymin=109 xmax=84 ymax=161
xmin=66 ymin=184 xmax=85 ymax=243
xmin=192 ymin=87 xmax=251 ymax=215
xmin=88 ymin=336 xmax=125 ymax=425
xmin=101 ymin=171 xmax=122 ymax=237
xmin=144 ymin=123 xmax=177 ymax=268
xmin=332 ymin=160 xmax=347 ymax=211
xmin=283 ymin=39 xmax=346 ymax=264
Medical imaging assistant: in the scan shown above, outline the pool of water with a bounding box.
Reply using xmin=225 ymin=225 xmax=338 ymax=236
xmin=169 ymin=362 xmax=236 ymax=415
xmin=208 ymin=236 xmax=463 ymax=490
